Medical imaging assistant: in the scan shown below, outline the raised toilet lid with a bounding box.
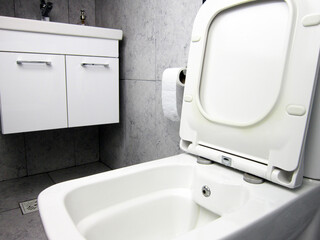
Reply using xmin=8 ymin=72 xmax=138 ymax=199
xmin=180 ymin=0 xmax=320 ymax=188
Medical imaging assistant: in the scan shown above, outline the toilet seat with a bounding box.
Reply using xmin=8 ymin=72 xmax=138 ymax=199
xmin=180 ymin=0 xmax=320 ymax=188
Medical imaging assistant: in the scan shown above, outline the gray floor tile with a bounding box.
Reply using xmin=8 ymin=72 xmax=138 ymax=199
xmin=48 ymin=162 xmax=110 ymax=183
xmin=0 ymin=208 xmax=47 ymax=240
xmin=0 ymin=174 xmax=54 ymax=213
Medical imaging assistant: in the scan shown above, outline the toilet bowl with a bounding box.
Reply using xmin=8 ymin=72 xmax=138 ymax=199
xmin=39 ymin=0 xmax=320 ymax=239
xmin=39 ymin=154 xmax=320 ymax=240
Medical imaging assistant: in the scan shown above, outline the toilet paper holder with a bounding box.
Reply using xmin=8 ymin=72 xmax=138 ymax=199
xmin=161 ymin=67 xmax=187 ymax=122
xmin=178 ymin=68 xmax=186 ymax=86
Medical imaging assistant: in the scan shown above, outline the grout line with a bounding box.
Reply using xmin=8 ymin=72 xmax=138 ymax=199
xmin=46 ymin=172 xmax=56 ymax=184
xmin=153 ymin=2 xmax=157 ymax=82
xmin=0 ymin=171 xmax=53 ymax=184
xmin=23 ymin=133 xmax=29 ymax=176
xmin=0 ymin=207 xmax=20 ymax=215
xmin=67 ymin=0 xmax=70 ymax=24
xmin=72 ymin=128 xmax=76 ymax=167
xmin=153 ymin=0 xmax=158 ymax=160
xmin=0 ymin=161 xmax=103 ymax=184
xmin=99 ymin=160 xmax=113 ymax=170
xmin=64 ymin=55 xmax=70 ymax=128
xmin=122 ymin=80 xmax=127 ymax=162
xmin=93 ymin=0 xmax=96 ymax=26
xmin=13 ymin=0 xmax=16 ymax=17
xmin=120 ymin=78 xmax=157 ymax=82
xmin=98 ymin=126 xmax=101 ymax=162
xmin=49 ymin=161 xmax=101 ymax=173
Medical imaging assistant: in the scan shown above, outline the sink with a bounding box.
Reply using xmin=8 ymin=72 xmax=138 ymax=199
xmin=38 ymin=154 xmax=320 ymax=240
xmin=0 ymin=16 xmax=122 ymax=40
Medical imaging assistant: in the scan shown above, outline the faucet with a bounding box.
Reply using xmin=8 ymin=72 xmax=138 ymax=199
xmin=40 ymin=0 xmax=53 ymax=21
xmin=80 ymin=10 xmax=86 ymax=25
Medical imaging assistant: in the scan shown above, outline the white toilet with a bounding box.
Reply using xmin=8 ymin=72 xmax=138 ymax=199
xmin=39 ymin=0 xmax=320 ymax=239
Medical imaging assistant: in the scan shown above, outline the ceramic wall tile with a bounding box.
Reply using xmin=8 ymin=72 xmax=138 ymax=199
xmin=100 ymin=80 xmax=158 ymax=168
xmin=97 ymin=1 xmax=202 ymax=166
xmin=95 ymin=0 xmax=120 ymax=29
xmin=155 ymin=0 xmax=201 ymax=80
xmin=94 ymin=0 xmax=103 ymax=27
xmin=100 ymin=80 xmax=127 ymax=169
xmin=68 ymin=0 xmax=95 ymax=26
xmin=0 ymin=133 xmax=26 ymax=182
xmin=155 ymin=81 xmax=182 ymax=159
xmin=14 ymin=0 xmax=68 ymax=23
xmin=96 ymin=0 xmax=156 ymax=81
xmin=0 ymin=0 xmax=14 ymax=17
xmin=25 ymin=129 xmax=75 ymax=175
xmin=100 ymin=123 xmax=126 ymax=169
xmin=123 ymin=80 xmax=158 ymax=165
xmin=49 ymin=0 xmax=69 ymax=23
xmin=74 ymin=126 xmax=99 ymax=165
xmin=14 ymin=0 xmax=40 ymax=20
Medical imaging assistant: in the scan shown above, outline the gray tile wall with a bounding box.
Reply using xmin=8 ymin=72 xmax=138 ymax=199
xmin=1 ymin=0 xmax=95 ymax=25
xmin=0 ymin=0 xmax=99 ymax=181
xmin=97 ymin=0 xmax=202 ymax=168
xmin=0 ymin=0 xmax=202 ymax=180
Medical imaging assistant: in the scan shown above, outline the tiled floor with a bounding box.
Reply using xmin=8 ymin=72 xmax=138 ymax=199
xmin=0 ymin=161 xmax=110 ymax=240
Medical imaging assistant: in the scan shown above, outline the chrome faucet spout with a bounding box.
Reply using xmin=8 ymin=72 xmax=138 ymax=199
xmin=40 ymin=0 xmax=53 ymax=18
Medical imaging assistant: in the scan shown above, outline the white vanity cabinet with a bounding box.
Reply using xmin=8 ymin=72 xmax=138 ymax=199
xmin=0 ymin=52 xmax=68 ymax=133
xmin=0 ymin=16 xmax=122 ymax=134
xmin=66 ymin=56 xmax=119 ymax=128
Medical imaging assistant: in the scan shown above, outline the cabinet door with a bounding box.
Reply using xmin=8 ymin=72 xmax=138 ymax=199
xmin=66 ymin=56 xmax=119 ymax=127
xmin=0 ymin=52 xmax=68 ymax=134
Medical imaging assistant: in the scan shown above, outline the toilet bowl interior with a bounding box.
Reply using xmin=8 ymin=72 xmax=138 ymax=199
xmin=51 ymin=155 xmax=320 ymax=240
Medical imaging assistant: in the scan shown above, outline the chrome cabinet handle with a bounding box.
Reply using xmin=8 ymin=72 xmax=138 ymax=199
xmin=16 ymin=60 xmax=51 ymax=65
xmin=81 ymin=63 xmax=109 ymax=67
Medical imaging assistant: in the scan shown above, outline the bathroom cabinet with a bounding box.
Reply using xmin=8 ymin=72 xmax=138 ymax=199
xmin=0 ymin=16 xmax=122 ymax=134
xmin=66 ymin=56 xmax=119 ymax=128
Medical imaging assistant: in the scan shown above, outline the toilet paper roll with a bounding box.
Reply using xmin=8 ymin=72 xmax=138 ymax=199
xmin=162 ymin=67 xmax=186 ymax=121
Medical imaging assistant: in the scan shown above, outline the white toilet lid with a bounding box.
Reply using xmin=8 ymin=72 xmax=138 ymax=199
xmin=180 ymin=0 xmax=320 ymax=188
